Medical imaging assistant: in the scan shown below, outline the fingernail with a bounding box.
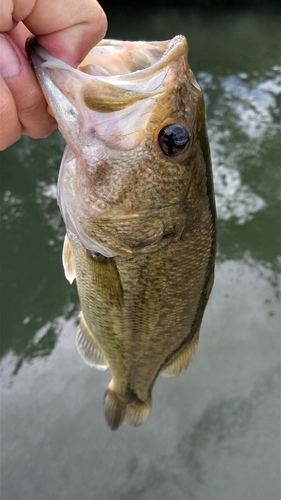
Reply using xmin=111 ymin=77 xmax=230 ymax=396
xmin=0 ymin=36 xmax=21 ymax=78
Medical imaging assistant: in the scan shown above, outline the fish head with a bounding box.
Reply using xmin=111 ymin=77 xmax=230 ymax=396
xmin=27 ymin=36 xmax=208 ymax=257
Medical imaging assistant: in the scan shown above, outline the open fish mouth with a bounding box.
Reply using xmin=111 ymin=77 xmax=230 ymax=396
xmin=27 ymin=35 xmax=188 ymax=91
xmin=26 ymin=36 xmax=189 ymax=148
xmin=77 ymin=36 xmax=188 ymax=77
xmin=78 ymin=37 xmax=189 ymax=111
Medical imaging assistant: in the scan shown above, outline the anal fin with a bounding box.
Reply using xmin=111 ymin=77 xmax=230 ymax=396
xmin=161 ymin=329 xmax=200 ymax=376
xmin=76 ymin=313 xmax=109 ymax=371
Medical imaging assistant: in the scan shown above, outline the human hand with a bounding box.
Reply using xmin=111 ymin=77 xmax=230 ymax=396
xmin=0 ymin=0 xmax=107 ymax=150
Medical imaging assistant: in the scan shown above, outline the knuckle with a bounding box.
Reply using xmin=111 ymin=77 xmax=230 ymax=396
xmin=0 ymin=94 xmax=21 ymax=150
xmin=17 ymin=86 xmax=42 ymax=114
xmin=0 ymin=91 xmax=14 ymax=119
xmin=17 ymin=87 xmax=57 ymax=138
xmin=28 ymin=122 xmax=57 ymax=140
xmin=0 ymin=128 xmax=21 ymax=150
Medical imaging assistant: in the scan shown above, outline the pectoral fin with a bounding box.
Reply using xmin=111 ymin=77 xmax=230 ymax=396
xmin=88 ymin=252 xmax=124 ymax=308
xmin=76 ymin=313 xmax=109 ymax=370
xmin=161 ymin=329 xmax=199 ymax=376
xmin=62 ymin=233 xmax=76 ymax=284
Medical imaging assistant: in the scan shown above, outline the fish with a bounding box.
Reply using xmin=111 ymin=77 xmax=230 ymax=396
xmin=26 ymin=35 xmax=216 ymax=430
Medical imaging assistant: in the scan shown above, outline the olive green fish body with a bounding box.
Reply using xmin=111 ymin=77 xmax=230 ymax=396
xmin=27 ymin=36 xmax=216 ymax=429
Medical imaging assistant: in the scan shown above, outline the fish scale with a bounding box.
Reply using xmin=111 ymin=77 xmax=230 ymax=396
xmin=27 ymin=35 xmax=216 ymax=430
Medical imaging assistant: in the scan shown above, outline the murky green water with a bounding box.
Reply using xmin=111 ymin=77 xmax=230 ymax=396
xmin=1 ymin=7 xmax=280 ymax=500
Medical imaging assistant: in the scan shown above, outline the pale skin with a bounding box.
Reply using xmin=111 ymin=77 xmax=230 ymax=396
xmin=0 ymin=0 xmax=107 ymax=150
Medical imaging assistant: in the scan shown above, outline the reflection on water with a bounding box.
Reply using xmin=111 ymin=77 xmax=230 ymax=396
xmin=35 ymin=180 xmax=63 ymax=245
xmin=0 ymin=6 xmax=280 ymax=500
xmin=1 ymin=190 xmax=24 ymax=223
xmin=203 ymin=66 xmax=280 ymax=228
xmin=176 ymin=365 xmax=279 ymax=498
xmin=1 ymin=259 xmax=279 ymax=500
xmin=1 ymin=56 xmax=279 ymax=370
xmin=1 ymin=300 xmax=77 ymax=379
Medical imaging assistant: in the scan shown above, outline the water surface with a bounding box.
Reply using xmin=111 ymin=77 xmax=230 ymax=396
xmin=1 ymin=7 xmax=280 ymax=500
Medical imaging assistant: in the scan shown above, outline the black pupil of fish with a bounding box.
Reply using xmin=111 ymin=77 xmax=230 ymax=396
xmin=158 ymin=124 xmax=189 ymax=156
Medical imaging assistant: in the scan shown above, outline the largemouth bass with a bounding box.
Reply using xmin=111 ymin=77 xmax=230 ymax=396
xmin=27 ymin=35 xmax=216 ymax=430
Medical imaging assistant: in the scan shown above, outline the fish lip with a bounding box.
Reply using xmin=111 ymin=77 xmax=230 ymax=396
xmin=26 ymin=36 xmax=63 ymax=69
xmin=27 ymin=36 xmax=82 ymax=73
xmin=26 ymin=35 xmax=188 ymax=78
xmin=87 ymin=36 xmax=188 ymax=81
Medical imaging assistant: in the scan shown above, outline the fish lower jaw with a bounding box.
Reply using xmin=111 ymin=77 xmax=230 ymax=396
xmin=103 ymin=384 xmax=152 ymax=430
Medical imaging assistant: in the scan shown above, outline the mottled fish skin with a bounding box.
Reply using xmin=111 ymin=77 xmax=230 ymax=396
xmin=27 ymin=36 xmax=216 ymax=430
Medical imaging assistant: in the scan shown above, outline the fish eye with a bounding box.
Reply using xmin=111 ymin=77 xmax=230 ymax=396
xmin=158 ymin=124 xmax=189 ymax=156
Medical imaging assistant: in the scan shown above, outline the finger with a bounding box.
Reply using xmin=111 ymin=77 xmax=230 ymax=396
xmin=0 ymin=0 xmax=17 ymax=31
xmin=0 ymin=78 xmax=21 ymax=150
xmin=3 ymin=0 xmax=107 ymax=66
xmin=31 ymin=0 xmax=108 ymax=66
xmin=0 ymin=35 xmax=57 ymax=147
xmin=6 ymin=21 xmax=32 ymax=54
